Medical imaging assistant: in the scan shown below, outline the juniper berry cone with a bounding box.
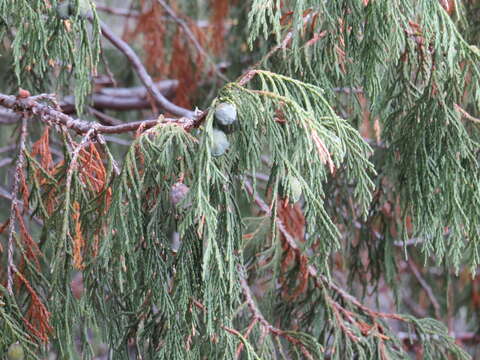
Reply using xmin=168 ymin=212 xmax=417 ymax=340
xmin=170 ymin=183 xmax=190 ymax=207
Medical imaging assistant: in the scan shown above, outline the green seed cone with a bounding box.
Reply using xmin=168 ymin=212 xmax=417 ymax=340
xmin=7 ymin=343 xmax=24 ymax=360
xmin=214 ymin=103 xmax=237 ymax=126
xmin=211 ymin=129 xmax=230 ymax=157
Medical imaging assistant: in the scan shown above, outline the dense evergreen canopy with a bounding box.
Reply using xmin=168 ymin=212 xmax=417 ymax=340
xmin=0 ymin=0 xmax=480 ymax=359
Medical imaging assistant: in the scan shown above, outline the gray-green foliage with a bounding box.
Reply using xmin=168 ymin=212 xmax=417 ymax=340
xmin=18 ymin=68 xmax=377 ymax=358
xmin=0 ymin=287 xmax=39 ymax=360
xmin=250 ymin=0 xmax=480 ymax=273
xmin=79 ymin=69 xmax=376 ymax=358
xmin=2 ymin=0 xmax=480 ymax=359
xmin=0 ymin=0 xmax=99 ymax=109
xmin=223 ymin=70 xmax=375 ymax=270
xmin=34 ymin=69 xmax=465 ymax=359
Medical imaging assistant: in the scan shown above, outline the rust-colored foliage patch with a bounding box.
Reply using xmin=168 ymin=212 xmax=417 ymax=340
xmin=170 ymin=26 xmax=206 ymax=108
xmin=210 ymin=0 xmax=230 ymax=55
xmin=75 ymin=143 xmax=112 ymax=261
xmin=15 ymin=206 xmax=42 ymax=270
xmin=78 ymin=143 xmax=107 ymax=194
xmin=32 ymin=136 xmax=111 ymax=214
xmin=131 ymin=1 xmax=167 ymax=75
xmin=31 ymin=127 xmax=60 ymax=215
xmin=19 ymin=165 xmax=30 ymax=213
xmin=15 ymin=270 xmax=52 ymax=343
xmin=439 ymin=0 xmax=456 ymax=14
xmin=31 ymin=127 xmax=54 ymax=173
xmin=277 ymin=199 xmax=310 ymax=301
xmin=0 ymin=218 xmax=10 ymax=237
xmin=31 ymin=134 xmax=111 ymax=266
xmin=72 ymin=201 xmax=85 ymax=270
xmin=78 ymin=143 xmax=112 ymax=212
xmin=130 ymin=1 xmax=221 ymax=109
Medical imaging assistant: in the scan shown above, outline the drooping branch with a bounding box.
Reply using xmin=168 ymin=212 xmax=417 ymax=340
xmin=407 ymin=257 xmax=441 ymax=319
xmin=243 ymin=179 xmax=405 ymax=322
xmin=0 ymin=93 xmax=200 ymax=136
xmin=61 ymin=129 xmax=96 ymax=247
xmin=98 ymin=80 xmax=178 ymax=98
xmin=0 ymin=81 xmax=180 ymax=122
xmin=237 ymin=265 xmax=317 ymax=359
xmin=6 ymin=116 xmax=28 ymax=294
xmin=92 ymin=17 xmax=196 ymax=118
xmin=61 ymin=80 xmax=179 ymax=113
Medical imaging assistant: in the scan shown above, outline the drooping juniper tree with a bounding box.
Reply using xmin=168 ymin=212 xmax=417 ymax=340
xmin=0 ymin=0 xmax=480 ymax=359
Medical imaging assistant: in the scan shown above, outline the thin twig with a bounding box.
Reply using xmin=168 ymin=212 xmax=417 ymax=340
xmin=7 ymin=116 xmax=28 ymax=295
xmin=251 ymin=32 xmax=294 ymax=69
xmin=455 ymin=103 xmax=480 ymax=124
xmin=88 ymin=107 xmax=121 ymax=126
xmin=407 ymin=258 xmax=441 ymax=319
xmin=191 ymin=299 xmax=261 ymax=355
xmin=61 ymin=80 xmax=178 ymax=113
xmin=397 ymin=331 xmax=480 ymax=344
xmin=357 ymin=221 xmax=424 ymax=247
xmin=156 ymin=0 xmax=229 ymax=82
xmin=0 ymin=144 xmax=16 ymax=153
xmin=61 ymin=129 xmax=96 ymax=245
xmin=0 ymin=157 xmax=13 ymax=168
xmin=249 ymin=13 xmax=315 ymax=71
xmin=99 ymin=45 xmax=118 ymax=88
xmin=235 ymin=319 xmax=258 ymax=359
xmin=92 ymin=17 xmax=196 ymax=118
xmin=237 ymin=264 xmax=315 ymax=359
xmin=237 ymin=266 xmax=273 ymax=331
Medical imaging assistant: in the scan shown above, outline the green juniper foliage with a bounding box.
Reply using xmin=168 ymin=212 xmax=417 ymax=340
xmin=0 ymin=0 xmax=480 ymax=359
xmin=0 ymin=0 xmax=99 ymax=110
xmin=252 ymin=0 xmax=480 ymax=275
